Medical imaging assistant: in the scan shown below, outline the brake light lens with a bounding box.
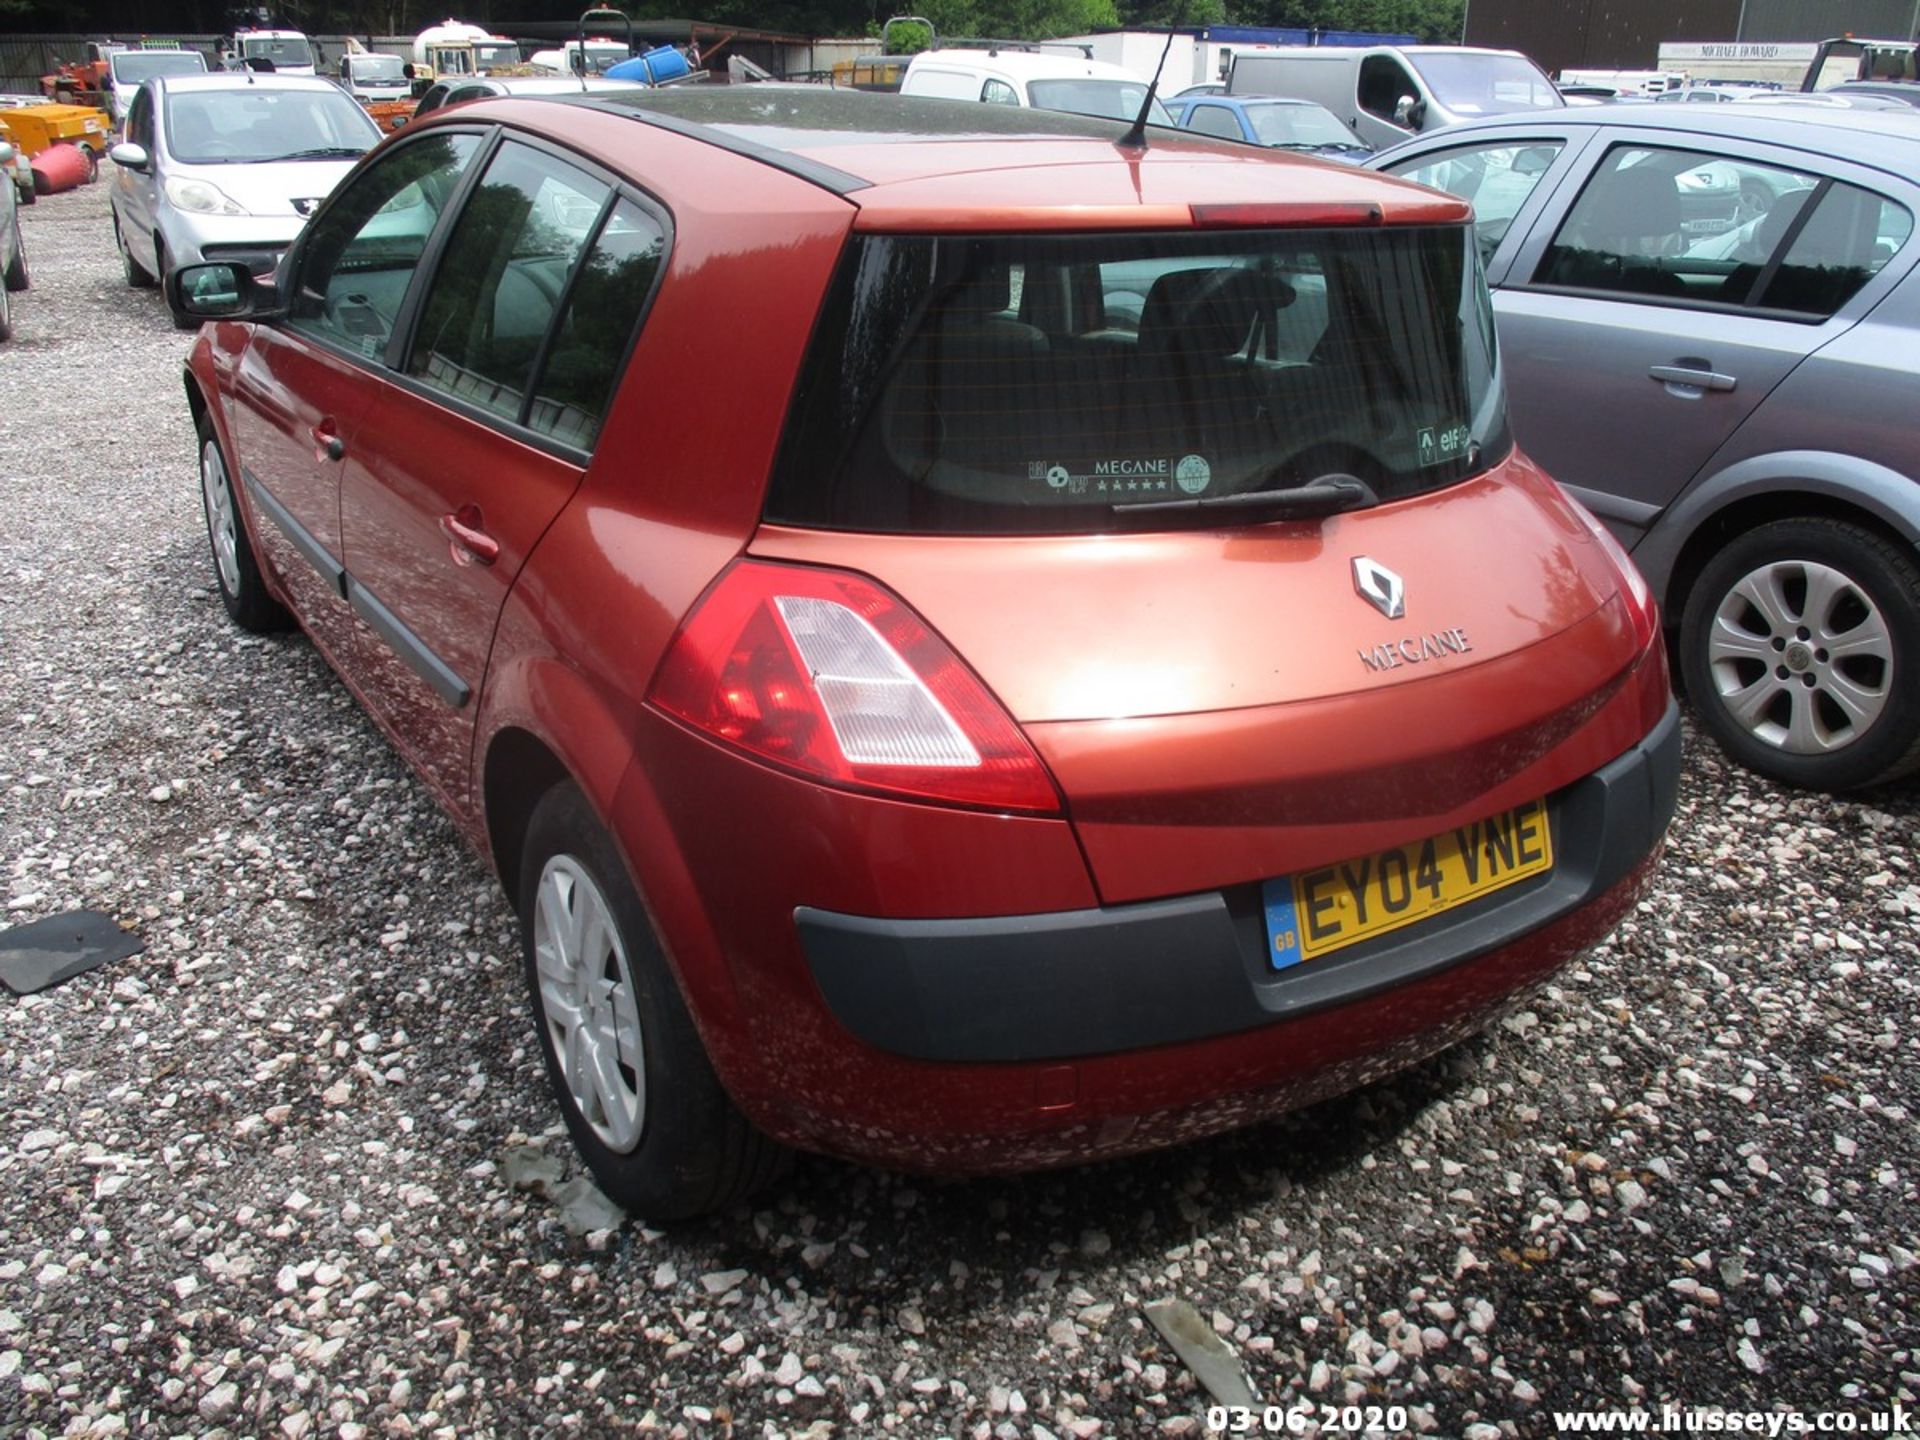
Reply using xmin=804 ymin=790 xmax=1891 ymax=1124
xmin=648 ymin=561 xmax=1061 ymax=815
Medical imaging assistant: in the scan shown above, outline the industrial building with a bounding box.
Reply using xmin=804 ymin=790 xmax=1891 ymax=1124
xmin=1465 ymin=0 xmax=1919 ymax=75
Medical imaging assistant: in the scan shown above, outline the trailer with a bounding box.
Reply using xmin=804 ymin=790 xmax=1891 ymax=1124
xmin=1654 ymin=41 xmax=1815 ymax=88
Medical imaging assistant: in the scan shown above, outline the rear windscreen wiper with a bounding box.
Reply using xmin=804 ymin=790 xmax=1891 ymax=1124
xmin=1111 ymin=473 xmax=1378 ymax=523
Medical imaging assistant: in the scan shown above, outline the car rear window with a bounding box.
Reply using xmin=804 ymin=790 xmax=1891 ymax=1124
xmin=767 ymin=225 xmax=1507 ymax=535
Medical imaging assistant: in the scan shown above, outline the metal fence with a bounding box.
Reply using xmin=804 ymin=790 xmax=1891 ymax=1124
xmin=0 ymin=34 xmax=382 ymax=101
xmin=1 ymin=35 xmax=221 ymax=101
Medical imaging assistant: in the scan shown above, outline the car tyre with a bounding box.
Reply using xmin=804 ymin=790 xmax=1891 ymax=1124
xmin=197 ymin=412 xmax=289 ymax=633
xmin=1679 ymin=517 xmax=1920 ymax=790
xmin=0 ymin=271 xmax=12 ymax=343
xmin=115 ymin=212 xmax=153 ymax=288
xmin=4 ymin=218 xmax=28 ymax=291
xmin=158 ymin=238 xmax=197 ymax=330
xmin=519 ymin=782 xmax=789 ymax=1221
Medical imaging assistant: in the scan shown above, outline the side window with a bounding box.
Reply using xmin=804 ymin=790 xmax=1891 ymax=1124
xmin=1388 ymin=141 xmax=1563 ymax=263
xmin=1185 ymin=105 xmax=1245 ymax=141
xmin=1536 ymin=145 xmax=1819 ymax=308
xmin=1753 ymin=181 xmax=1913 ymax=315
xmin=524 ymin=197 xmax=667 ymax=448
xmin=288 ymin=132 xmax=480 ymax=355
xmin=981 ymin=78 xmax=1020 ymax=106
xmin=1357 ymin=56 xmax=1418 ymax=123
xmin=406 ymin=141 xmax=610 ymax=425
xmin=128 ymin=88 xmax=153 ymax=149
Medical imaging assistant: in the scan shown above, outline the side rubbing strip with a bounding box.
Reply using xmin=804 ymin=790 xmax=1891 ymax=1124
xmin=346 ymin=579 xmax=472 ymax=709
xmin=243 ymin=469 xmax=345 ymax=599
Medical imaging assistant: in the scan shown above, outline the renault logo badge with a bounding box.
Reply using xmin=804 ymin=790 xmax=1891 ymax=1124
xmin=1352 ymin=557 xmax=1405 ymax=620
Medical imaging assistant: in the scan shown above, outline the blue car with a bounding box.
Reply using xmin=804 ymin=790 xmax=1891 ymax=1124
xmin=1163 ymin=95 xmax=1373 ymax=163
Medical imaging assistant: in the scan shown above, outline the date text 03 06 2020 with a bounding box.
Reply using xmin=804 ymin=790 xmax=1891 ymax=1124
xmin=1208 ymin=1403 xmax=1413 ymax=1435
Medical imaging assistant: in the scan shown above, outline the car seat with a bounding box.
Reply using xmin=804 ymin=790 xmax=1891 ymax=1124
xmin=1541 ymin=163 xmax=1688 ymax=296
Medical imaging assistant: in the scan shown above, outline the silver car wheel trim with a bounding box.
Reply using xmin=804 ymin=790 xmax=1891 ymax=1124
xmin=1707 ymin=558 xmax=1892 ymax=755
xmin=533 ymin=855 xmax=645 ymax=1153
xmin=200 ymin=438 xmax=241 ymax=596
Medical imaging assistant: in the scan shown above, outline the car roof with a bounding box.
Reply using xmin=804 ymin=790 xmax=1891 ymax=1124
xmin=1241 ymin=45 xmax=1524 ymax=59
xmin=468 ymin=87 xmax=1463 ymax=229
xmin=1381 ymin=100 xmax=1920 ymax=173
xmin=149 ymin=72 xmax=343 ymax=95
xmin=477 ymin=77 xmax=648 ymax=94
xmin=1188 ymin=95 xmax=1321 ymax=107
xmin=906 ymin=47 xmax=1137 ymax=80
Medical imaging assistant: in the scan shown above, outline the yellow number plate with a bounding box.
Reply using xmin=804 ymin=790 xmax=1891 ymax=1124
xmin=1263 ymin=799 xmax=1553 ymax=969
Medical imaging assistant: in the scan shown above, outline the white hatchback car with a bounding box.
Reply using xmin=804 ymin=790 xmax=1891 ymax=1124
xmin=900 ymin=48 xmax=1174 ymax=124
xmin=108 ymin=72 xmax=379 ymax=319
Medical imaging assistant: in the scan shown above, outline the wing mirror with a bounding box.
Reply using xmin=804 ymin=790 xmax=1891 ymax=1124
xmin=167 ymin=261 xmax=286 ymax=326
xmin=1392 ymin=93 xmax=1427 ymax=128
xmin=108 ymin=142 xmax=150 ymax=172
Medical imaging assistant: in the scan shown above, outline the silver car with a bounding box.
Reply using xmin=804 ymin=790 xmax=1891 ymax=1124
xmin=0 ymin=133 xmax=27 ymax=342
xmin=1372 ymin=105 xmax=1920 ymax=791
xmin=108 ymin=72 xmax=379 ymax=320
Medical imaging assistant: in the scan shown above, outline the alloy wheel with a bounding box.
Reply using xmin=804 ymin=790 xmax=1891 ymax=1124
xmin=200 ymin=437 xmax=241 ymax=597
xmin=532 ymin=855 xmax=646 ymax=1153
xmin=1706 ymin=558 xmax=1891 ymax=755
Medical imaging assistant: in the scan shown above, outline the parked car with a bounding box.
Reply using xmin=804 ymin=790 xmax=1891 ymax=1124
xmin=1827 ymin=80 xmax=1920 ymax=108
xmin=1228 ymin=46 xmax=1563 ymax=150
xmin=1653 ymin=84 xmax=1774 ymax=103
xmin=1374 ymin=104 xmax=1920 ymax=790
xmin=108 ymin=72 xmax=380 ymax=315
xmin=899 ymin=47 xmax=1174 ymax=123
xmin=103 ymin=47 xmax=208 ymax=123
xmin=1163 ymin=94 xmax=1372 ymax=162
xmin=0 ymin=134 xmax=29 ymax=341
xmin=170 ymin=88 xmax=1676 ymax=1216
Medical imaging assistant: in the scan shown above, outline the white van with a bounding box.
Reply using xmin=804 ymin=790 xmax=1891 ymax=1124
xmin=1228 ymin=45 xmax=1561 ymax=149
xmin=900 ymin=48 xmax=1174 ymax=124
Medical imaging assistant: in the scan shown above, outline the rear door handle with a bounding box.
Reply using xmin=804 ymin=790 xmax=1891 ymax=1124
xmin=1649 ymin=364 xmax=1737 ymax=393
xmin=439 ymin=506 xmax=499 ymax=567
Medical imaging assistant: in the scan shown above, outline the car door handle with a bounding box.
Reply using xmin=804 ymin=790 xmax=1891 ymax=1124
xmin=1649 ymin=364 xmax=1737 ymax=393
xmin=309 ymin=424 xmax=346 ymax=461
xmin=439 ymin=506 xmax=499 ymax=567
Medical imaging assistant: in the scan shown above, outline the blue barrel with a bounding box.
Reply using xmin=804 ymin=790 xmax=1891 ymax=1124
xmin=604 ymin=46 xmax=691 ymax=84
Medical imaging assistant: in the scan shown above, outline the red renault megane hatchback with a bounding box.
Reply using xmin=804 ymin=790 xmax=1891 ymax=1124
xmin=171 ymin=88 xmax=1680 ymax=1218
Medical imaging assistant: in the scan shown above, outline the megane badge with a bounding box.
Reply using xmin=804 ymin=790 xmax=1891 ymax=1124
xmin=1352 ymin=557 xmax=1405 ymax=620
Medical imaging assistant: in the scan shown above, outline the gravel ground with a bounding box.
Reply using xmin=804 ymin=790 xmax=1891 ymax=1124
xmin=1 ymin=178 xmax=1917 ymax=1440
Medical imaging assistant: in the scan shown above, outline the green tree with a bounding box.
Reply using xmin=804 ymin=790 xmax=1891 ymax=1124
xmin=911 ymin=0 xmax=1119 ymax=40
xmin=1245 ymin=0 xmax=1464 ymax=42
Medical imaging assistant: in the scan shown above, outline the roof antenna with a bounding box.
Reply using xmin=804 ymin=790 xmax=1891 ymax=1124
xmin=1117 ymin=12 xmax=1185 ymax=152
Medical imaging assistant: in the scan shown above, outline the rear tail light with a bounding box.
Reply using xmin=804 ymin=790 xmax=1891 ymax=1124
xmin=648 ymin=560 xmax=1062 ymax=815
